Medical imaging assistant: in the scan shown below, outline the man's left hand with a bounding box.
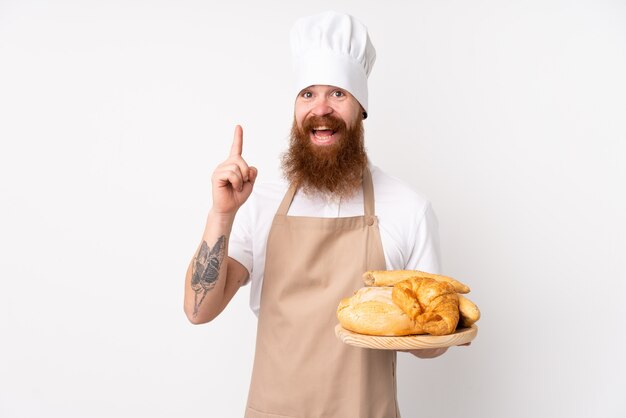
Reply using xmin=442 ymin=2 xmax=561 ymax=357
xmin=402 ymin=347 xmax=448 ymax=358
xmin=401 ymin=342 xmax=471 ymax=359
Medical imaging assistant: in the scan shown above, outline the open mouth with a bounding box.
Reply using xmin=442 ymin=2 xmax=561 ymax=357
xmin=311 ymin=126 xmax=338 ymax=145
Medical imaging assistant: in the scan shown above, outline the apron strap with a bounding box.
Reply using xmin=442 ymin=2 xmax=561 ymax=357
xmin=276 ymin=183 xmax=298 ymax=216
xmin=276 ymin=166 xmax=375 ymax=217
xmin=362 ymin=166 xmax=375 ymax=217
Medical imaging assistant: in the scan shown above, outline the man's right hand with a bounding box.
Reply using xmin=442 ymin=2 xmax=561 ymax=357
xmin=211 ymin=125 xmax=258 ymax=216
xmin=185 ymin=125 xmax=255 ymax=324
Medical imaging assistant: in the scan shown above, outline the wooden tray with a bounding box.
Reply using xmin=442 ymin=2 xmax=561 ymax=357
xmin=335 ymin=324 xmax=478 ymax=350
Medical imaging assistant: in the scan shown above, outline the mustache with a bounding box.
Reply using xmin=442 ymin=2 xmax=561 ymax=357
xmin=301 ymin=114 xmax=346 ymax=133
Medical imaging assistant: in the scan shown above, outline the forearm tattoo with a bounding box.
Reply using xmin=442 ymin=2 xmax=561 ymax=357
xmin=191 ymin=235 xmax=225 ymax=318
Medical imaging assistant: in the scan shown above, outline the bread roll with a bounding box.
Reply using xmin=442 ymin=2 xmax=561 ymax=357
xmin=458 ymin=294 xmax=481 ymax=327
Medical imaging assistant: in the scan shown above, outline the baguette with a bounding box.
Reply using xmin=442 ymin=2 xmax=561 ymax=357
xmin=363 ymin=270 xmax=470 ymax=294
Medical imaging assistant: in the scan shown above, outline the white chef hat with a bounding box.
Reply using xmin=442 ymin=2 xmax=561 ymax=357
xmin=290 ymin=11 xmax=377 ymax=113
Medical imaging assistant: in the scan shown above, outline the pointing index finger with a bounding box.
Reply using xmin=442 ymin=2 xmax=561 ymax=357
xmin=230 ymin=125 xmax=243 ymax=157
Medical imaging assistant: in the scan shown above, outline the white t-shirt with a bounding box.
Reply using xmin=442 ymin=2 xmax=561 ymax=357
xmin=229 ymin=163 xmax=442 ymax=316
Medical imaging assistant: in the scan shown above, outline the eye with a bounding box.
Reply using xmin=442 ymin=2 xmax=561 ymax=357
xmin=302 ymin=91 xmax=313 ymax=99
xmin=332 ymin=90 xmax=345 ymax=98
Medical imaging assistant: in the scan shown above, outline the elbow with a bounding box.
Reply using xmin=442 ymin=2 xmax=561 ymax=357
xmin=185 ymin=312 xmax=207 ymax=325
xmin=184 ymin=305 xmax=217 ymax=325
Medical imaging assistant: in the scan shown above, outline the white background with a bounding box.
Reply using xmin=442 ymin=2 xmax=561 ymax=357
xmin=1 ymin=1 xmax=625 ymax=417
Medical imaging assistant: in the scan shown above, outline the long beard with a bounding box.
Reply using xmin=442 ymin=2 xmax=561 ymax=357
xmin=281 ymin=115 xmax=368 ymax=198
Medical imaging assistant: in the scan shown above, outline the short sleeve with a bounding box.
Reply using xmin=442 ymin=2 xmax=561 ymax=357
xmin=404 ymin=202 xmax=442 ymax=275
xmin=228 ymin=198 xmax=254 ymax=286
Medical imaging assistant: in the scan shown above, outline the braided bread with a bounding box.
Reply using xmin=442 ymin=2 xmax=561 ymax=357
xmin=391 ymin=277 xmax=460 ymax=336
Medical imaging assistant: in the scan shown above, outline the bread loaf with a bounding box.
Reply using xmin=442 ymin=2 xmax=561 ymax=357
xmin=337 ymin=287 xmax=424 ymax=336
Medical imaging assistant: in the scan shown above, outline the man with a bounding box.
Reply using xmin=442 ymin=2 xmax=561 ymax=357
xmin=184 ymin=11 xmax=449 ymax=417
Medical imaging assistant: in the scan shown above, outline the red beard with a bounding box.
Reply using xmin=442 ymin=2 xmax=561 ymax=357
xmin=281 ymin=114 xmax=368 ymax=198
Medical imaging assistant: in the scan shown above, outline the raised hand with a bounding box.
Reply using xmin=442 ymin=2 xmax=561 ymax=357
xmin=211 ymin=125 xmax=258 ymax=216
